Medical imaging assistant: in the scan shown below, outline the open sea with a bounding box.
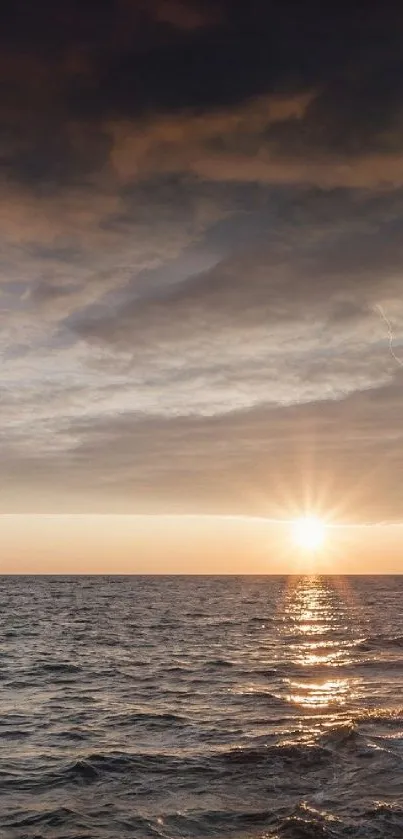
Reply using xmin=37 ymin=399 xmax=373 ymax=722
xmin=1 ymin=575 xmax=403 ymax=838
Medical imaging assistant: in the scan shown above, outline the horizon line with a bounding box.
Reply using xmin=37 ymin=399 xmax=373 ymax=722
xmin=1 ymin=513 xmax=402 ymax=528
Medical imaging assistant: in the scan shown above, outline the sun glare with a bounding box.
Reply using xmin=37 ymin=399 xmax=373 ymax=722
xmin=292 ymin=516 xmax=326 ymax=551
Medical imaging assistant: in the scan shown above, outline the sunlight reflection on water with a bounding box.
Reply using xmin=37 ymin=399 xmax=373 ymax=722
xmin=287 ymin=677 xmax=351 ymax=708
xmin=282 ymin=576 xmax=358 ymax=711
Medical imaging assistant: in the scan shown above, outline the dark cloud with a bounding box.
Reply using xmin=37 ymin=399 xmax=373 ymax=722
xmin=1 ymin=2 xmax=403 ymax=186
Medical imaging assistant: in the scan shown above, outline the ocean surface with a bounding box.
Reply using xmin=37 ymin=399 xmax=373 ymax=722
xmin=1 ymin=575 xmax=403 ymax=838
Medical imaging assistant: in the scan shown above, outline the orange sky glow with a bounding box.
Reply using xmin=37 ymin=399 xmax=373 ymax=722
xmin=1 ymin=514 xmax=402 ymax=574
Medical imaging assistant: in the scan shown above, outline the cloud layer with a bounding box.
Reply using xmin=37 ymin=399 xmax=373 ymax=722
xmin=1 ymin=1 xmax=403 ymax=520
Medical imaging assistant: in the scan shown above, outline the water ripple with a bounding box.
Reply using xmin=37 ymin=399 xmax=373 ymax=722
xmin=0 ymin=575 xmax=402 ymax=838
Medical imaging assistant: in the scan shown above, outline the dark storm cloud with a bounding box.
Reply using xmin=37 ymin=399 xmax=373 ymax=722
xmin=1 ymin=0 xmax=403 ymax=519
xmin=1 ymin=1 xmax=403 ymax=186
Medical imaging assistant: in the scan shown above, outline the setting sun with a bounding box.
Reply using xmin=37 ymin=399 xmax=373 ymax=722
xmin=292 ymin=516 xmax=326 ymax=551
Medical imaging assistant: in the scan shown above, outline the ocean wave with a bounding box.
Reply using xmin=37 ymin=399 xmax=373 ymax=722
xmin=249 ymin=615 xmax=274 ymax=624
xmin=0 ymin=737 xmax=344 ymax=793
xmin=275 ymin=804 xmax=346 ymax=838
xmin=0 ymin=729 xmax=30 ymax=741
xmin=356 ymin=657 xmax=403 ymax=671
xmin=162 ymin=807 xmax=275 ymax=835
xmin=358 ymin=634 xmax=403 ymax=650
xmin=107 ymin=710 xmax=188 ymax=727
xmin=36 ymin=661 xmax=82 ymax=674
xmin=4 ymin=806 xmax=85 ymax=830
xmin=217 ymin=740 xmax=332 ymax=771
xmin=205 ymin=658 xmax=235 ymax=667
xmin=356 ymin=706 xmax=403 ymax=724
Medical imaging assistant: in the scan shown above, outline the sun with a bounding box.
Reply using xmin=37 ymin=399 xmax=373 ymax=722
xmin=291 ymin=516 xmax=326 ymax=551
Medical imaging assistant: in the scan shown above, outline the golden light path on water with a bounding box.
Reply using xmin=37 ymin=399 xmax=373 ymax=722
xmin=279 ymin=576 xmax=362 ymax=713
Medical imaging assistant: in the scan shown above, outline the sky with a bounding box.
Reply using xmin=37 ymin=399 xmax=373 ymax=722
xmin=1 ymin=1 xmax=403 ymax=571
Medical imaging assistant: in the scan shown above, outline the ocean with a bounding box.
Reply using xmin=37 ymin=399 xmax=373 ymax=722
xmin=1 ymin=575 xmax=403 ymax=838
